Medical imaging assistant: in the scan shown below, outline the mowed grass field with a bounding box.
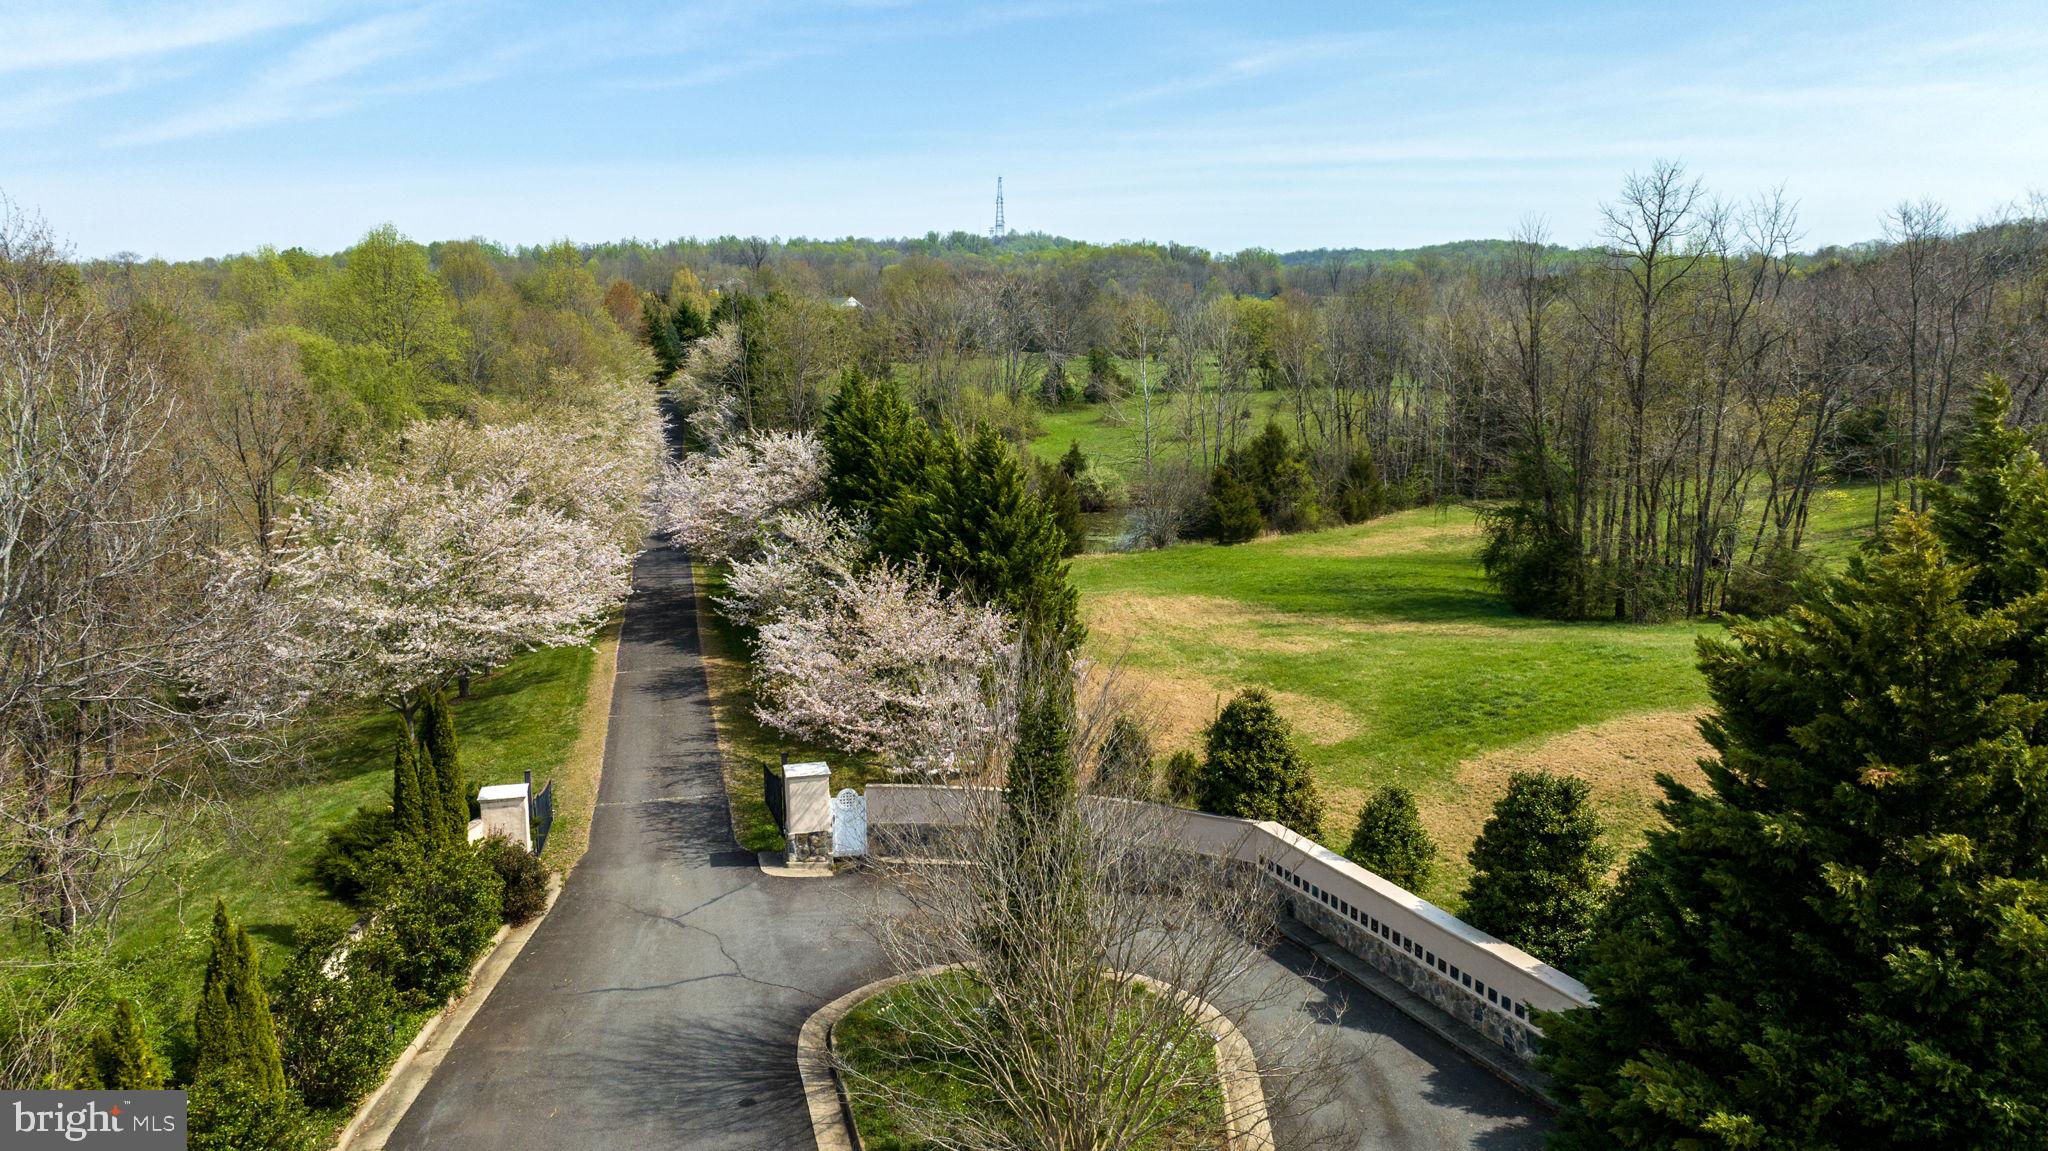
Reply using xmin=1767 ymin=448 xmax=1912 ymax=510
xmin=1073 ymin=488 xmax=1883 ymax=908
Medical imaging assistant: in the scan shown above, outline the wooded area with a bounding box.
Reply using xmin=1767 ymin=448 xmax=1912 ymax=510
xmin=622 ymin=164 xmax=2048 ymax=619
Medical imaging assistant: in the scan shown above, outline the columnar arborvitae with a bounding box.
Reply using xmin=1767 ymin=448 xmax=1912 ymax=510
xmin=417 ymin=689 xmax=467 ymax=841
xmin=192 ymin=899 xmax=286 ymax=1098
xmin=1459 ymin=772 xmax=1611 ymax=968
xmin=990 ymin=644 xmax=1085 ymax=989
xmin=1344 ymin=786 xmax=1438 ymax=892
xmin=90 ymin=999 xmax=167 ymax=1090
xmin=1542 ymin=512 xmax=2048 ymax=1148
xmin=1006 ymin=655 xmax=1078 ymax=834
xmin=1194 ymin=689 xmax=1323 ymax=837
xmin=390 ymin=739 xmax=428 ymax=847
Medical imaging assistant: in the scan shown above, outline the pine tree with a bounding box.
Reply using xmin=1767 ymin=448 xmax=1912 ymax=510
xmin=417 ymin=690 xmax=467 ymax=842
xmin=1058 ymin=440 xmax=1088 ymax=479
xmin=1335 ymin=447 xmax=1385 ymax=523
xmin=1928 ymin=373 xmax=2048 ymax=607
xmin=1543 ymin=512 xmax=2048 ymax=1148
xmin=89 ymin=999 xmax=166 ymax=1090
xmin=1195 ymin=689 xmax=1323 ymax=836
xmin=921 ymin=426 xmax=1082 ymax=644
xmin=819 ymin=370 xmax=936 ymax=525
xmin=1460 ymin=772 xmax=1611 ymax=968
xmin=1006 ymin=654 xmax=1077 ymax=833
xmin=1034 ymin=458 xmax=1085 ymax=557
xmin=1208 ymin=467 xmax=1263 ymax=544
xmin=642 ymin=296 xmax=681 ymax=380
xmin=192 ymin=899 xmax=286 ymax=1099
xmin=390 ymin=740 xmax=428 ymax=848
xmin=1344 ymin=786 xmax=1437 ymax=892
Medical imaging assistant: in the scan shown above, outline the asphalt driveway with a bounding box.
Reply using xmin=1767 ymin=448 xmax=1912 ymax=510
xmin=383 ymin=543 xmax=1549 ymax=1150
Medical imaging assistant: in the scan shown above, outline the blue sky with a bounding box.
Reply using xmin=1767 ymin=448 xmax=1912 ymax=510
xmin=3 ymin=0 xmax=2044 ymax=259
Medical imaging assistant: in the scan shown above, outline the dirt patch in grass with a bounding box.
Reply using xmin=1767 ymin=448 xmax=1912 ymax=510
xmin=1434 ymin=709 xmax=1712 ymax=877
xmin=1289 ymin=517 xmax=1481 ymax=558
xmin=1098 ymin=664 xmax=1360 ymax=755
xmin=1086 ymin=591 xmax=1510 ymax=655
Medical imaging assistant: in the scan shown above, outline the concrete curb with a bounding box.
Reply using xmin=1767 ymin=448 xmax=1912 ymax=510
xmin=757 ymin=850 xmax=836 ymax=878
xmin=797 ymin=965 xmax=1272 ymax=1151
xmin=335 ymin=877 xmax=564 ymax=1151
xmin=1277 ymin=919 xmax=1558 ymax=1109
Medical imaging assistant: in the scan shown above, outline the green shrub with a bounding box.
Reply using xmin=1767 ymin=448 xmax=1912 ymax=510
xmin=305 ymin=806 xmax=396 ymax=906
xmin=1089 ymin=714 xmax=1156 ymax=799
xmin=269 ymin=915 xmax=400 ymax=1109
xmin=361 ymin=843 xmax=502 ymax=1005
xmin=1344 ymin=787 xmax=1437 ymax=892
xmin=1461 ymin=772 xmax=1612 ymax=969
xmin=0 ymin=927 xmax=187 ymax=1089
xmin=1072 ymin=464 xmax=1128 ymax=512
xmin=483 ymin=836 xmax=551 ymax=926
xmin=1333 ymin=448 xmax=1386 ymax=523
xmin=88 ymin=1000 xmax=167 ymax=1090
xmin=187 ymin=1071 xmax=312 ymax=1151
xmin=1194 ymin=689 xmax=1323 ymax=837
xmin=1162 ymin=749 xmax=1201 ymax=806
xmin=1208 ymin=468 xmax=1263 ymax=544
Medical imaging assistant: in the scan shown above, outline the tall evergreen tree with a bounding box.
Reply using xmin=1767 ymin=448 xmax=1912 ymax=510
xmin=919 ymin=426 xmax=1083 ymax=643
xmin=1194 ymin=689 xmax=1323 ymax=837
xmin=417 ymin=689 xmax=467 ymax=842
xmin=642 ymin=296 xmax=681 ymax=380
xmin=819 ymin=370 xmax=935 ymax=524
xmin=1929 ymin=373 xmax=2048 ymax=607
xmin=192 ymin=899 xmax=286 ymax=1099
xmin=1344 ymin=786 xmax=1437 ymax=892
xmin=89 ymin=999 xmax=166 ymax=1090
xmin=1460 ymin=772 xmax=1611 ymax=968
xmin=390 ymin=740 xmax=429 ymax=848
xmin=990 ymin=642 xmax=1085 ymax=989
xmin=1207 ymin=467 xmax=1263 ymax=544
xmin=1033 ymin=458 xmax=1085 ymax=558
xmin=1542 ymin=513 xmax=2048 ymax=1149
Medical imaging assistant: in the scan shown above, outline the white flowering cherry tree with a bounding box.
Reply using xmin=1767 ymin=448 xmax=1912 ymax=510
xmin=276 ymin=465 xmax=632 ymax=728
xmin=653 ymin=429 xmax=824 ymax=562
xmin=751 ymin=562 xmax=1012 ymax=776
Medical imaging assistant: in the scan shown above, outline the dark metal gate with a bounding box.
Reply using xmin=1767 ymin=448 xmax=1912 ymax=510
xmin=525 ymin=769 xmax=555 ymax=856
xmin=763 ymin=761 xmax=786 ymax=830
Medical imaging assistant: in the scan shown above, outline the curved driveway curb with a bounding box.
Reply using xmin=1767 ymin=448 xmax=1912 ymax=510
xmin=798 ymin=965 xmax=1273 ymax=1151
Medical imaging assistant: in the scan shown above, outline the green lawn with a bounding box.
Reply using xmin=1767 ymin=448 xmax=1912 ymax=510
xmin=107 ymin=643 xmax=597 ymax=1004
xmin=1073 ymin=507 xmax=1710 ymax=904
xmin=1072 ymin=489 xmax=1888 ymax=905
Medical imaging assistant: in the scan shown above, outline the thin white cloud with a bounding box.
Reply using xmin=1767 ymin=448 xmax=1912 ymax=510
xmin=107 ymin=7 xmax=453 ymax=145
xmin=1107 ymin=32 xmax=1386 ymax=107
xmin=0 ymin=1 xmax=321 ymax=73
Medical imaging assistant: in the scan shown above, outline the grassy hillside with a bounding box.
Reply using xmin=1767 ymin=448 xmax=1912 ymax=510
xmin=99 ymin=643 xmax=600 ymax=1007
xmin=1072 ymin=495 xmax=1877 ymax=906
